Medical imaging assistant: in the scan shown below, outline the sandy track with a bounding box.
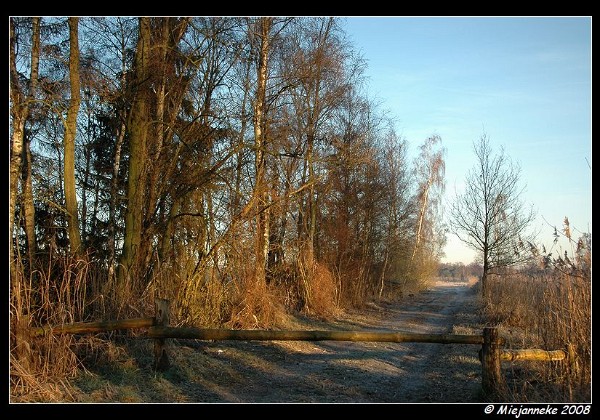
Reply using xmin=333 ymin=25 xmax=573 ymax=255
xmin=135 ymin=280 xmax=484 ymax=403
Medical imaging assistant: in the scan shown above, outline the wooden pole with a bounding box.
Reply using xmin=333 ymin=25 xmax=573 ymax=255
xmin=28 ymin=317 xmax=155 ymax=338
xmin=481 ymin=327 xmax=505 ymax=398
xmin=153 ymin=298 xmax=170 ymax=371
xmin=146 ymin=328 xmax=484 ymax=344
xmin=500 ymin=348 xmax=566 ymax=362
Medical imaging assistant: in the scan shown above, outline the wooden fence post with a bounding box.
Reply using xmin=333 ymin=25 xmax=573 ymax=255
xmin=481 ymin=327 xmax=505 ymax=398
xmin=154 ymin=299 xmax=170 ymax=371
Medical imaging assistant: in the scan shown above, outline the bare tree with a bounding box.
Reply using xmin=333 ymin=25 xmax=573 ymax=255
xmin=245 ymin=17 xmax=295 ymax=285
xmin=377 ymin=129 xmax=412 ymax=298
xmin=449 ymin=134 xmax=535 ymax=295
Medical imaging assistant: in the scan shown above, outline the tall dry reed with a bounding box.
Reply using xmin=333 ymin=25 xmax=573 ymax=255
xmin=484 ymin=270 xmax=590 ymax=402
xmin=10 ymin=251 xmax=100 ymax=401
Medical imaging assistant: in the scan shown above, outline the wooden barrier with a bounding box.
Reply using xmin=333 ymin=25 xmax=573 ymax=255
xmin=18 ymin=299 xmax=572 ymax=397
xmin=500 ymin=348 xmax=566 ymax=362
xmin=147 ymin=327 xmax=484 ymax=344
xmin=28 ymin=317 xmax=155 ymax=338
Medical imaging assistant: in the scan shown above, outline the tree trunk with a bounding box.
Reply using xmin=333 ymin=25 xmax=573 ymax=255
xmin=107 ymin=34 xmax=129 ymax=284
xmin=120 ymin=17 xmax=151 ymax=294
xmin=23 ymin=18 xmax=41 ymax=265
xmin=108 ymin=120 xmax=126 ymax=283
xmin=9 ymin=115 xmax=25 ymax=253
xmin=234 ymin=55 xmax=253 ymax=217
xmin=144 ymin=18 xmax=169 ymax=233
xmin=482 ymin=246 xmax=489 ymax=297
xmin=305 ymin=130 xmax=316 ymax=257
xmin=23 ymin=138 xmax=37 ymax=265
xmin=9 ymin=18 xmax=25 ymax=248
xmin=411 ymin=182 xmax=431 ymax=262
xmin=10 ymin=17 xmax=40 ymax=259
xmin=159 ymin=198 xmax=180 ymax=263
xmin=252 ymin=18 xmax=273 ymax=286
xmin=64 ymin=17 xmax=82 ymax=255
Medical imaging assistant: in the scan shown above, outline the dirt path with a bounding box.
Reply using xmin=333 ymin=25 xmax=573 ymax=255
xmin=94 ymin=279 xmax=484 ymax=403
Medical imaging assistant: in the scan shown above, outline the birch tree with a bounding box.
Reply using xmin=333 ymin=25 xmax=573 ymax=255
xmin=9 ymin=17 xmax=41 ymax=262
xmin=411 ymin=134 xmax=445 ymax=262
xmin=250 ymin=17 xmax=273 ymax=286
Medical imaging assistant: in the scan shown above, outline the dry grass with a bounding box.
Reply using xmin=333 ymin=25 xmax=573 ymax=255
xmin=9 ymin=243 xmax=347 ymax=402
xmin=10 ymin=251 xmax=100 ymax=402
xmin=295 ymin=248 xmax=339 ymax=319
xmin=265 ymin=246 xmax=340 ymax=321
xmin=306 ymin=262 xmax=339 ymax=318
xmin=484 ymin=271 xmax=591 ymax=402
xmin=227 ymin=272 xmax=283 ymax=329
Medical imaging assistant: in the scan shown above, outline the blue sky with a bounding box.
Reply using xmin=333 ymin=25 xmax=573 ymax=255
xmin=342 ymin=17 xmax=592 ymax=264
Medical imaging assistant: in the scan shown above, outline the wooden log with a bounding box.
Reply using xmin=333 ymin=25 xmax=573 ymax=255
xmin=146 ymin=327 xmax=484 ymax=344
xmin=153 ymin=298 xmax=170 ymax=371
xmin=28 ymin=317 xmax=155 ymax=338
xmin=500 ymin=348 xmax=566 ymax=362
xmin=481 ymin=327 xmax=505 ymax=398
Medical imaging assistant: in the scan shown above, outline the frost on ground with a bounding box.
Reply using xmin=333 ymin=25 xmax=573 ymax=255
xmin=71 ymin=279 xmax=485 ymax=403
